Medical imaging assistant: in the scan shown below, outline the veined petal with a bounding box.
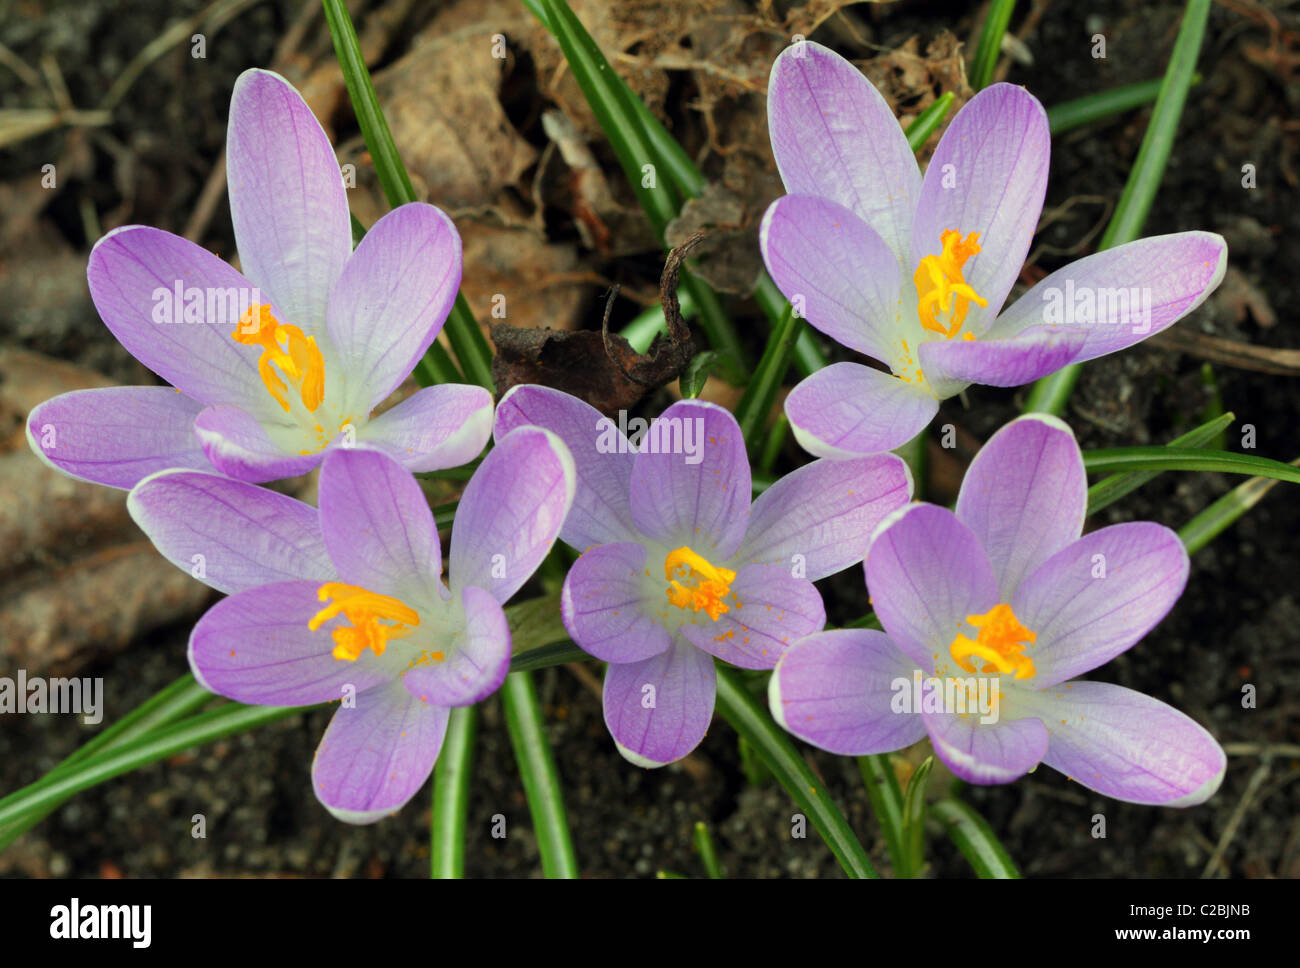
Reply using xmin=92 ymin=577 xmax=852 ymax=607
xmin=188 ymin=580 xmax=389 ymax=706
xmin=989 ymin=232 xmax=1229 ymax=360
xmin=865 ymin=503 xmax=999 ymax=669
xmin=1011 ymin=681 xmax=1225 ymax=806
xmin=677 ymin=564 xmax=825 ymax=670
xmin=955 ymin=414 xmax=1086 ymax=600
xmin=129 ymin=468 xmax=332 ymax=594
xmin=760 ymin=195 xmax=905 ymax=361
xmin=494 ymin=384 xmax=638 ymax=551
xmin=767 ymin=40 xmax=921 ymax=260
xmin=27 ymin=386 xmax=211 ymax=490
xmin=785 ymin=362 xmax=938 ymax=459
xmin=87 ymin=226 xmax=279 ymax=413
xmin=325 ymin=203 xmax=463 ymax=414
xmin=561 ymin=542 xmax=672 ymax=664
xmin=922 ymin=705 xmax=1049 ymax=785
xmin=193 ymin=404 xmax=324 ymax=483
xmin=356 ymin=383 xmax=492 ymax=473
xmin=603 ymin=641 xmax=716 ymax=768
xmin=770 ymin=629 xmax=926 ymax=755
xmin=738 ymin=453 xmax=912 ymax=580
xmin=629 ymin=400 xmax=750 ymax=559
xmin=918 ymin=324 xmax=1086 ymax=389
xmin=312 ymin=679 xmax=449 ymax=824
xmin=449 ymin=426 xmax=576 ymax=603
xmin=227 ymin=69 xmax=351 ymax=332
xmin=911 ymin=83 xmax=1049 ymax=334
xmin=318 ymin=447 xmax=440 ymax=605
xmin=402 ymin=585 xmax=510 ymax=707
xmin=1013 ymin=522 xmax=1189 ymax=687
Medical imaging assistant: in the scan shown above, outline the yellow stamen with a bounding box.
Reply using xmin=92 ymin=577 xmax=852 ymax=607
xmin=913 ymin=229 xmax=988 ymax=339
xmin=233 ymin=304 xmax=325 ymax=413
xmin=949 ymin=603 xmax=1036 ymax=680
xmin=664 ymin=546 xmax=736 ymax=621
xmin=309 ymin=582 xmax=419 ymax=662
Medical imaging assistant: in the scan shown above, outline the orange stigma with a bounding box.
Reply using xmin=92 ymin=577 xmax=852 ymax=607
xmin=914 ymin=229 xmax=988 ymax=339
xmin=664 ymin=547 xmax=736 ymax=621
xmin=233 ymin=304 xmax=325 ymax=413
xmin=309 ymin=582 xmax=419 ymax=662
xmin=949 ymin=603 xmax=1036 ymax=680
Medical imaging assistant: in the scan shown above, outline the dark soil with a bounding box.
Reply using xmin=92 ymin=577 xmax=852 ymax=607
xmin=0 ymin=0 xmax=1296 ymax=878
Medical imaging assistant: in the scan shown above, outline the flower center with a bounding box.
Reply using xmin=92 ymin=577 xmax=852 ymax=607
xmin=949 ymin=603 xmax=1036 ymax=680
xmin=664 ymin=546 xmax=736 ymax=621
xmin=913 ymin=229 xmax=988 ymax=339
xmin=309 ymin=582 xmax=420 ymax=662
xmin=232 ymin=304 xmax=325 ymax=414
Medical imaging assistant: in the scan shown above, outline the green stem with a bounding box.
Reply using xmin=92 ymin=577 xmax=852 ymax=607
xmin=900 ymin=755 xmax=936 ymax=877
xmin=932 ymin=798 xmax=1020 ymax=878
xmin=970 ymin=0 xmax=1017 ymax=91
xmin=857 ymin=754 xmax=907 ymax=876
xmin=693 ymin=821 xmax=725 ymax=878
xmin=430 ymin=706 xmax=478 ymax=878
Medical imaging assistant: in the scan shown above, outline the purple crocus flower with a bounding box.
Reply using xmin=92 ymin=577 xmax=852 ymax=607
xmin=761 ymin=41 xmax=1228 ymax=457
xmin=494 ymin=385 xmax=912 ymax=767
xmin=27 ymin=68 xmax=490 ymax=488
xmin=771 ymin=414 xmax=1225 ymax=806
xmin=126 ymin=433 xmax=575 ymax=822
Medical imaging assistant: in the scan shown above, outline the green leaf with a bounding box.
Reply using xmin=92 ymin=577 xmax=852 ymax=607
xmin=1047 ymin=74 xmax=1201 ymax=135
xmin=508 ymin=640 xmax=588 ymax=674
xmin=430 ymin=706 xmax=478 ymax=878
xmin=1024 ymin=0 xmax=1212 ymax=414
xmin=714 ymin=666 xmax=878 ymax=878
xmin=323 ymin=0 xmax=494 ymax=390
xmin=1082 ymin=447 xmax=1300 ymax=486
xmin=931 ymin=798 xmax=1020 ymax=878
xmin=857 ymin=754 xmax=908 ymax=876
xmin=969 ymin=0 xmax=1017 ymax=91
xmin=1179 ymin=459 xmax=1298 ymax=555
xmin=502 ymin=671 xmax=579 ymax=878
xmin=1086 ymin=412 xmax=1235 ymax=514
xmin=900 ymin=755 xmax=936 ymax=877
xmin=679 ymin=350 xmax=727 ymax=399
xmin=905 ymin=91 xmax=955 ymax=151
xmin=733 ymin=302 xmax=800 ymax=451
xmin=693 ymin=821 xmax=725 ymax=878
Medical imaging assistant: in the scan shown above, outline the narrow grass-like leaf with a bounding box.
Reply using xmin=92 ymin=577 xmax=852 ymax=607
xmin=693 ymin=821 xmax=725 ymax=878
xmin=931 ymin=798 xmax=1020 ymax=878
xmin=1024 ymin=0 xmax=1212 ymax=414
xmin=1179 ymin=460 xmax=1298 ymax=555
xmin=714 ymin=666 xmax=878 ymax=878
xmin=900 ymin=755 xmax=936 ymax=877
xmin=501 ymin=670 xmax=579 ymax=878
xmin=857 ymin=754 xmax=908 ymax=876
xmin=905 ymin=92 xmax=955 ymax=151
xmin=970 ymin=0 xmax=1017 ymax=90
xmin=1047 ymin=74 xmax=1200 ymax=135
xmin=430 ymin=705 xmax=478 ymax=878
xmin=1086 ymin=412 xmax=1235 ymax=514
xmin=734 ymin=302 xmax=799 ymax=450
xmin=1082 ymin=447 xmax=1300 ymax=485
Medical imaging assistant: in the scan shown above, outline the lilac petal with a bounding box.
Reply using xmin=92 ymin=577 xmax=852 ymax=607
xmin=402 ymin=585 xmax=510 ymax=707
xmin=450 ymin=426 xmax=576 ymax=603
xmin=677 ymin=564 xmax=825 ymax=670
xmin=918 ymin=324 xmax=1087 ymax=390
xmin=1013 ymin=522 xmax=1189 ymax=687
xmin=318 ymin=447 xmax=440 ymax=604
xmin=188 ymin=580 xmax=390 ymax=706
xmin=226 ymin=69 xmax=351 ymax=331
xmin=991 ymin=232 xmax=1229 ymax=361
xmin=785 ymin=362 xmax=939 ymax=458
xmin=865 ymin=504 xmax=999 ymax=669
xmin=760 ymin=195 xmax=905 ymax=361
xmin=1012 ymin=681 xmax=1226 ymax=806
xmin=629 ymin=400 xmax=750 ymax=558
xmin=911 ymin=84 xmax=1050 ymax=333
xmin=193 ymin=404 xmax=323 ymax=483
xmin=26 ymin=386 xmax=211 ymax=489
xmin=603 ymin=640 xmax=716 ymax=768
xmin=561 ymin=542 xmax=672 ymax=663
xmin=493 ymin=384 xmax=638 ymax=551
xmin=738 ymin=453 xmax=912 ymax=580
xmin=325 ymin=203 xmax=462 ymax=413
xmin=87 ymin=226 xmax=278 ymax=412
xmin=357 ymin=384 xmax=492 ymax=473
xmin=922 ymin=706 xmax=1049 ymax=785
xmin=312 ymin=679 xmax=449 ymax=824
xmin=955 ymin=414 xmax=1086 ymax=599
xmin=128 ymin=469 xmax=332 ymax=595
xmin=770 ymin=629 xmax=926 ymax=755
xmin=766 ymin=40 xmax=921 ymax=259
